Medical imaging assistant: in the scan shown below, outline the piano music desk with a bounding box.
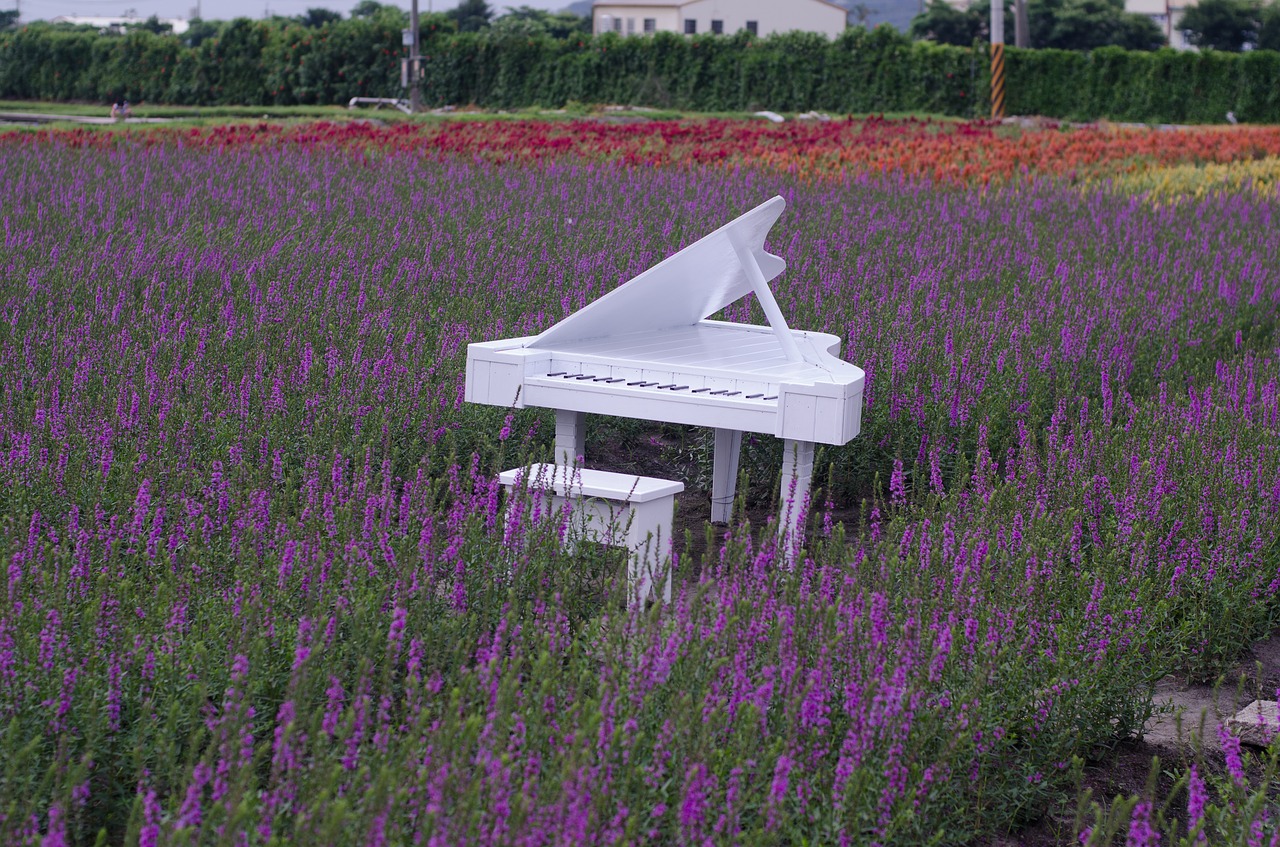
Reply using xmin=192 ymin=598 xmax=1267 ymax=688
xmin=499 ymin=463 xmax=683 ymax=603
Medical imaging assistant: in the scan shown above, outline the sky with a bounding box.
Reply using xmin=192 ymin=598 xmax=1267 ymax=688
xmin=14 ymin=0 xmax=576 ymax=26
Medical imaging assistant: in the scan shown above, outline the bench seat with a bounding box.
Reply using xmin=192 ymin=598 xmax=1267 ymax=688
xmin=499 ymin=463 xmax=683 ymax=602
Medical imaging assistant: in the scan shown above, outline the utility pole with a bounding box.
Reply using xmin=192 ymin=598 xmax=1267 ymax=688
xmin=1014 ymin=0 xmax=1029 ymax=48
xmin=409 ymin=0 xmax=420 ymax=113
xmin=990 ymin=0 xmax=1005 ymax=120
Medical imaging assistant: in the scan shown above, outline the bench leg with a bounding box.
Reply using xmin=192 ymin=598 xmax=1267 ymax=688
xmin=778 ymin=439 xmax=814 ymax=555
xmin=555 ymin=409 xmax=585 ymax=466
xmin=627 ymin=497 xmax=674 ymax=603
xmin=711 ymin=428 xmax=742 ymax=525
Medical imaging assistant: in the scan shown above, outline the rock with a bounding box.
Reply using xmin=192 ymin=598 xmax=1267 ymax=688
xmin=797 ymin=111 xmax=831 ymax=122
xmin=1226 ymin=700 xmax=1279 ymax=748
xmin=753 ymin=110 xmax=785 ymax=123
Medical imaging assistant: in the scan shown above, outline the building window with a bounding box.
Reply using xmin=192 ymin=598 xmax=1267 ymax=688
xmin=626 ymin=16 xmax=635 ymax=34
xmin=746 ymin=20 xmax=758 ymax=35
xmin=684 ymin=18 xmax=696 ymax=34
xmin=644 ymin=17 xmax=656 ymax=34
xmin=613 ymin=17 xmax=622 ymax=32
xmin=711 ymin=19 xmax=723 ymax=34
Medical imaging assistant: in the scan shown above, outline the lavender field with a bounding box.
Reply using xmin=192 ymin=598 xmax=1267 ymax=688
xmin=2 ymin=138 xmax=1280 ymax=845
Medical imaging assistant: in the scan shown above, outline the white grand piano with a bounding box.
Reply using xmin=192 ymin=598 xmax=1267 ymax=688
xmin=465 ymin=195 xmax=865 ymax=542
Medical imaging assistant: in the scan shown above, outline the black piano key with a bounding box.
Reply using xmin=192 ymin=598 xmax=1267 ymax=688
xmin=605 ymin=378 xmax=626 ymax=383
xmin=593 ymin=377 xmax=613 ymax=382
xmin=639 ymin=381 xmax=658 ymax=387
xmin=692 ymin=388 xmax=711 ymax=394
xmin=764 ymin=395 xmax=778 ymax=401
xmin=746 ymin=393 xmax=763 ymax=399
xmin=575 ymin=374 xmax=597 ymax=380
xmin=626 ymin=380 xmax=645 ymax=386
xmin=725 ymin=391 xmax=741 ymax=396
xmin=709 ymin=390 xmax=729 ymax=395
xmin=547 ymin=371 xmax=566 ymax=377
xmin=562 ymin=373 xmax=583 ymax=379
xmin=656 ymin=384 xmax=676 ymax=389
xmin=671 ymin=385 xmax=689 ymax=391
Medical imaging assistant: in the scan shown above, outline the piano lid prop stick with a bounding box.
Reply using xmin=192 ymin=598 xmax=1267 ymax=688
xmin=730 ymin=237 xmax=803 ymax=364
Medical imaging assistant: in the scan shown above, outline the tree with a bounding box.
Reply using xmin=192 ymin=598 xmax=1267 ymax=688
xmin=492 ymin=5 xmax=589 ymax=39
xmin=910 ymin=0 xmax=1164 ymax=49
xmin=0 ymin=8 xmax=17 ymax=29
xmin=138 ymin=14 xmax=173 ymax=34
xmin=1032 ymin=0 xmax=1164 ymax=49
xmin=296 ymin=7 xmax=341 ymax=27
xmin=349 ymin=0 xmax=386 ymax=19
xmin=1260 ymin=1 xmax=1280 ymax=50
xmin=909 ymin=0 xmax=985 ymax=44
xmin=448 ymin=0 xmax=492 ymax=33
xmin=1179 ymin=0 xmax=1259 ymax=49
xmin=183 ymin=17 xmax=220 ymax=47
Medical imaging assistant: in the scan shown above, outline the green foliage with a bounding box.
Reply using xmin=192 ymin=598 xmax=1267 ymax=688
xmin=1076 ymin=725 xmax=1280 ymax=845
xmin=449 ymin=0 xmax=493 ymax=33
xmin=349 ymin=0 xmax=390 ymax=20
xmin=1179 ymin=0 xmax=1263 ymax=50
xmin=1033 ymin=0 xmax=1167 ymax=50
xmin=494 ymin=5 xmax=590 ymax=39
xmin=1262 ymin=2 xmax=1280 ymax=49
xmin=295 ymin=7 xmax=342 ymax=28
xmin=910 ymin=0 xmax=984 ymax=46
xmin=182 ymin=17 xmax=220 ymax=48
xmin=138 ymin=14 xmax=173 ymax=35
xmin=0 ymin=9 xmax=17 ymax=31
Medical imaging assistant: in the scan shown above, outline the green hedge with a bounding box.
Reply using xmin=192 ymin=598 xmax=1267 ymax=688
xmin=2 ymin=20 xmax=1280 ymax=122
xmin=1005 ymin=45 xmax=1280 ymax=123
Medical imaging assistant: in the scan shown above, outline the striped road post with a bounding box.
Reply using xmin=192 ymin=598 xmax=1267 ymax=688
xmin=990 ymin=0 xmax=1005 ymax=120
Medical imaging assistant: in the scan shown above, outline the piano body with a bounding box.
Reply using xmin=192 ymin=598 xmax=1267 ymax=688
xmin=465 ymin=195 xmax=865 ymax=541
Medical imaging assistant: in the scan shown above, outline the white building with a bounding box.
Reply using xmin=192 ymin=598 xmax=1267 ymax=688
xmin=592 ymin=0 xmax=848 ymax=39
xmin=49 ymin=15 xmax=191 ymax=34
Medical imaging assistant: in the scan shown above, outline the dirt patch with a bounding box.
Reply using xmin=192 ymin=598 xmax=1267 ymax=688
xmin=583 ymin=422 xmax=860 ymax=569
xmin=1144 ymin=632 xmax=1280 ymax=751
xmin=977 ymin=740 xmax=1179 ymax=846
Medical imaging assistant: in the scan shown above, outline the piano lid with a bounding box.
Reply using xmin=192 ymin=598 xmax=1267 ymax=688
xmin=528 ymin=195 xmax=788 ymax=350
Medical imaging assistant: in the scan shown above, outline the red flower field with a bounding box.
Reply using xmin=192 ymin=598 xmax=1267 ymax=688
xmin=7 ymin=116 xmax=1280 ymax=185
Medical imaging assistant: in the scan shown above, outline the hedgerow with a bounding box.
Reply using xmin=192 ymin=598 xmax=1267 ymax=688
xmin=3 ymin=21 xmax=1280 ymax=122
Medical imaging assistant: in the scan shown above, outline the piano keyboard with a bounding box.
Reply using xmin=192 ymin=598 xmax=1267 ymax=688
xmin=543 ymin=372 xmax=780 ymax=400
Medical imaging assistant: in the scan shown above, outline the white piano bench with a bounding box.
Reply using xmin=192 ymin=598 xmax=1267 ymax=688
xmin=498 ymin=463 xmax=683 ymax=603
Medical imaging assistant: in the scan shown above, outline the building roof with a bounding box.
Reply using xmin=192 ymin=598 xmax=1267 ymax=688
xmin=593 ymin=1 xmax=690 ymax=7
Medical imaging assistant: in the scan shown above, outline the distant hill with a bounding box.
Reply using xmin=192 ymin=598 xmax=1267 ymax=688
xmin=558 ymin=0 xmax=920 ymax=34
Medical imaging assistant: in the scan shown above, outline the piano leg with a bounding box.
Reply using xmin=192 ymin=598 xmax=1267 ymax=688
xmin=779 ymin=439 xmax=815 ymax=550
xmin=554 ymin=409 xmax=585 ymax=466
xmin=711 ymin=428 xmax=742 ymax=524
